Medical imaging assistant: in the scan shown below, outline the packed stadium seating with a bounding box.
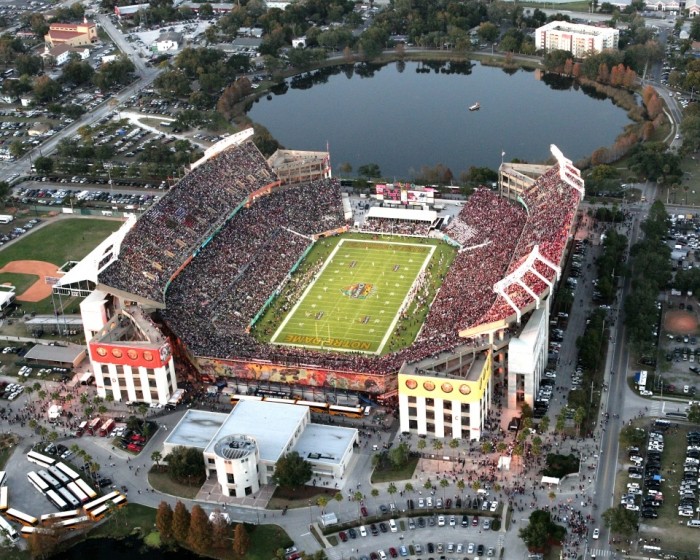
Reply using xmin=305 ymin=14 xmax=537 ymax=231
xmin=362 ymin=217 xmax=432 ymax=236
xmin=104 ymin=138 xmax=581 ymax=377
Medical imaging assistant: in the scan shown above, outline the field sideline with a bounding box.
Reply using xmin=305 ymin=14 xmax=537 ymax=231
xmin=271 ymin=239 xmax=434 ymax=354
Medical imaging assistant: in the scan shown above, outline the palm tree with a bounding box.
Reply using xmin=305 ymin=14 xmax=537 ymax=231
xmin=387 ymin=483 xmax=397 ymax=505
xmin=50 ymin=391 xmax=60 ymax=401
xmin=496 ymin=442 xmax=508 ymax=453
xmin=456 ymin=479 xmax=465 ymax=494
xmin=79 ymin=394 xmax=88 ymax=406
xmin=316 ymin=496 xmax=328 ymax=514
xmin=404 ymin=482 xmax=413 ymax=494
xmin=480 ymin=441 xmax=493 ymax=454
xmin=33 ymin=382 xmax=41 ymax=393
xmin=48 ymin=431 xmax=59 ymax=443
xmin=334 ymin=492 xmax=343 ymax=505
xmin=449 ymin=438 xmax=460 ymax=458
xmin=28 ymin=419 xmax=38 ymax=431
xmin=432 ymin=439 xmax=443 ymax=452
xmin=417 ymin=439 xmax=426 ymax=452
xmin=151 ymin=450 xmax=163 ymax=468
xmin=38 ymin=390 xmax=47 ymax=401
xmin=98 ymin=405 xmax=107 ymax=416
xmin=353 ymin=491 xmax=363 ymax=516
xmin=423 ymin=479 xmax=432 ymax=491
xmin=25 ymin=386 xmax=34 ymax=402
xmin=371 ymin=489 xmax=379 ymax=498
xmin=539 ymin=416 xmax=550 ymax=433
xmin=439 ymin=478 xmax=449 ymax=501
xmin=105 ymin=394 xmax=114 ymax=405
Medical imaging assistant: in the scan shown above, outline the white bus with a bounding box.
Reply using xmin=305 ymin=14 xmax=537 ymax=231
xmin=21 ymin=526 xmax=56 ymax=538
xmin=84 ymin=490 xmax=120 ymax=514
xmin=0 ymin=470 xmax=6 ymax=486
xmin=67 ymin=481 xmax=88 ymax=504
xmin=54 ymin=515 xmax=89 ymax=529
xmin=45 ymin=489 xmax=68 ymax=511
xmin=5 ymin=508 xmax=38 ymax=526
xmin=27 ymin=451 xmax=56 ymax=468
xmin=0 ymin=515 xmax=19 ymax=541
xmin=74 ymin=478 xmax=97 ymax=500
xmin=88 ymin=504 xmax=109 ymax=521
xmin=48 ymin=466 xmax=71 ymax=487
xmin=55 ymin=462 xmax=80 ymax=481
xmin=111 ymin=494 xmax=127 ymax=509
xmin=40 ymin=509 xmax=81 ymax=523
xmin=27 ymin=471 xmax=50 ymax=494
xmin=0 ymin=486 xmax=7 ymax=511
xmin=37 ymin=470 xmax=61 ymax=491
xmin=57 ymin=487 xmax=80 ymax=509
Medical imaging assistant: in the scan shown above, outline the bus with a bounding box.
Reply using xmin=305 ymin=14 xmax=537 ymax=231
xmin=74 ymin=478 xmax=97 ymax=500
xmin=111 ymin=494 xmax=127 ymax=509
xmin=27 ymin=471 xmax=50 ymax=494
xmin=54 ymin=515 xmax=89 ymax=529
xmin=88 ymin=504 xmax=109 ymax=521
xmin=40 ymin=509 xmax=81 ymax=523
xmin=98 ymin=418 xmax=115 ymax=437
xmin=57 ymin=487 xmax=80 ymax=509
xmin=37 ymin=470 xmax=61 ymax=491
xmin=167 ymin=388 xmax=185 ymax=408
xmin=76 ymin=420 xmax=88 ymax=437
xmin=87 ymin=417 xmax=102 ymax=435
xmin=67 ymin=482 xmax=88 ymax=504
xmin=48 ymin=466 xmax=71 ymax=487
xmin=45 ymin=489 xmax=69 ymax=511
xmin=5 ymin=508 xmax=38 ymax=526
xmin=79 ymin=372 xmax=94 ymax=386
xmin=55 ymin=463 xmax=80 ymax=481
xmin=0 ymin=470 xmax=6 ymax=486
xmin=21 ymin=526 xmax=56 ymax=538
xmin=27 ymin=451 xmax=56 ymax=468
xmin=296 ymin=400 xmax=331 ymax=414
xmin=230 ymin=394 xmax=263 ymax=406
xmin=0 ymin=486 xmax=7 ymax=511
xmin=84 ymin=490 xmax=120 ymax=514
xmin=0 ymin=515 xmax=19 ymax=541
xmin=328 ymin=404 xmax=364 ymax=419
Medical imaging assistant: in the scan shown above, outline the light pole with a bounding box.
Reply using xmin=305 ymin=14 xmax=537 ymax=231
xmin=308 ymin=499 xmax=313 ymax=527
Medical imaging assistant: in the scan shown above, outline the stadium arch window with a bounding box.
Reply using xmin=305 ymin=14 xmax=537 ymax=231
xmin=405 ymin=379 xmax=417 ymax=390
xmin=143 ymin=351 xmax=154 ymax=362
xmin=112 ymin=348 xmax=123 ymax=358
xmin=459 ymin=384 xmax=471 ymax=395
xmin=441 ymin=382 xmax=453 ymax=393
xmin=423 ymin=381 xmax=435 ymax=392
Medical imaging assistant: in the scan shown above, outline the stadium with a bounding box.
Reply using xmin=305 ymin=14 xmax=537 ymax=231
xmin=57 ymin=128 xmax=584 ymax=440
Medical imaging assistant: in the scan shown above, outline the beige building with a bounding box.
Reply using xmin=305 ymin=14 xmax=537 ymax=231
xmin=45 ymin=21 xmax=98 ymax=48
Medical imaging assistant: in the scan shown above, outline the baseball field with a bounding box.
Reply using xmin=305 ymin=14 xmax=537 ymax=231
xmin=270 ymin=238 xmax=435 ymax=354
xmin=0 ymin=217 xmax=121 ymax=313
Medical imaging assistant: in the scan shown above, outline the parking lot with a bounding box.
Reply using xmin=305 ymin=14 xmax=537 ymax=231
xmin=326 ymin=511 xmax=503 ymax=560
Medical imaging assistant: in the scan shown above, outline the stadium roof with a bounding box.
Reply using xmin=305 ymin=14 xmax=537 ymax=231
xmin=366 ymin=207 xmax=437 ymax=222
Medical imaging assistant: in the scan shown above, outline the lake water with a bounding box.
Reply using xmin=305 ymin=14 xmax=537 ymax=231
xmin=247 ymin=60 xmax=633 ymax=179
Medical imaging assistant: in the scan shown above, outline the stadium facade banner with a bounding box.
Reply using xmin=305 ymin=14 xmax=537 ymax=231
xmin=89 ymin=341 xmax=171 ymax=369
xmin=197 ymin=357 xmax=396 ymax=395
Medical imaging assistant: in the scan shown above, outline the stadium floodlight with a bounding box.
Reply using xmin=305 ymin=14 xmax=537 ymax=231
xmin=493 ymin=246 xmax=560 ymax=323
xmin=550 ymin=144 xmax=585 ymax=197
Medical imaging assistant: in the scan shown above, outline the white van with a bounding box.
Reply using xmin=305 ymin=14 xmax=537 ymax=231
xmin=389 ymin=519 xmax=397 ymax=533
xmin=688 ymin=519 xmax=700 ymax=528
xmin=359 ymin=525 xmax=367 ymax=537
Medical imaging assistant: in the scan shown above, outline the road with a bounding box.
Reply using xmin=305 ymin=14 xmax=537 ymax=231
xmin=0 ymin=16 xmax=161 ymax=185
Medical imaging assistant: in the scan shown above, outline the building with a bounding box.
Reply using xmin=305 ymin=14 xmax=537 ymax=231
xmin=113 ymin=3 xmax=150 ymax=19
xmin=688 ymin=0 xmax=700 ymax=16
xmin=267 ymin=149 xmax=331 ymax=185
xmin=153 ymin=31 xmax=184 ymax=53
xmin=646 ymin=0 xmax=681 ymax=11
xmin=44 ymin=20 xmax=98 ymax=48
xmin=535 ymin=21 xmax=619 ymax=58
xmin=43 ymin=44 xmax=90 ymax=66
xmin=165 ymin=400 xmax=358 ymax=498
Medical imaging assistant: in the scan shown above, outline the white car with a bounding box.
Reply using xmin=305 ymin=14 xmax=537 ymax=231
xmin=545 ymin=371 xmax=556 ymax=378
xmin=437 ymin=515 xmax=445 ymax=527
xmin=468 ymin=543 xmax=475 ymax=554
xmin=490 ymin=501 xmax=499 ymax=512
xmin=592 ymin=528 xmax=600 ymax=539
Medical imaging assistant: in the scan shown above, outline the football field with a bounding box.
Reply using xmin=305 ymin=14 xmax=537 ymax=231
xmin=271 ymin=239 xmax=434 ymax=354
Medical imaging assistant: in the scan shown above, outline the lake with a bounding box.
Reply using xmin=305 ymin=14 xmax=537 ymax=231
xmin=247 ymin=60 xmax=634 ymax=179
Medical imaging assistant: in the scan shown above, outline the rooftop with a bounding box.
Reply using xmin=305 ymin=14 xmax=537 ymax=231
xmin=294 ymin=423 xmax=356 ymax=465
xmin=165 ymin=409 xmax=228 ymax=449
xmin=205 ymin=400 xmax=308 ymax=463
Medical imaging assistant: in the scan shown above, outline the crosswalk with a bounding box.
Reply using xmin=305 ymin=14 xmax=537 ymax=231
xmin=649 ymin=400 xmax=663 ymax=417
xmin=589 ymin=548 xmax=613 ymax=557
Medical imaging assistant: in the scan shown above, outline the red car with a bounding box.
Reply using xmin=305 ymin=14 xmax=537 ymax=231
xmin=361 ymin=506 xmax=368 ymax=517
xmin=389 ymin=548 xmax=398 ymax=558
xmin=131 ymin=434 xmax=146 ymax=443
xmin=127 ymin=443 xmax=143 ymax=452
xmin=472 ymin=516 xmax=479 ymax=526
xmin=339 ymin=531 xmax=348 ymax=543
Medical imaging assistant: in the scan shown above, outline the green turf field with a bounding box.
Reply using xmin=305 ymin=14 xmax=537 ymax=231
xmin=0 ymin=218 xmax=121 ymax=268
xmin=271 ymin=239 xmax=434 ymax=354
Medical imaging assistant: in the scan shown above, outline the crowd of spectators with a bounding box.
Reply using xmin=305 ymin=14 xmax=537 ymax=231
xmin=361 ymin=217 xmax=432 ymax=237
xmin=99 ymin=141 xmax=277 ymax=302
xmin=107 ymin=147 xmax=581 ymax=377
xmin=164 ymin=178 xmax=345 ymax=349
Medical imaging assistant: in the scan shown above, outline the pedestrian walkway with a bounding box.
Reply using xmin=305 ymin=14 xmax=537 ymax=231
xmin=589 ymin=547 xmax=613 ymax=557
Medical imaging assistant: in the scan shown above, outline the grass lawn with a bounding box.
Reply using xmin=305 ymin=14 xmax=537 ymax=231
xmin=271 ymin=238 xmax=434 ymax=354
xmin=0 ymin=272 xmax=38 ymax=295
xmin=148 ymin=470 xmax=201 ymax=499
xmin=245 ymin=524 xmax=294 ymax=560
xmin=269 ymin=484 xmax=340 ymax=509
xmin=371 ymin=456 xmax=419 ymax=483
xmin=0 ymin=218 xmax=121 ymax=268
xmin=88 ymin=503 xmax=156 ymax=539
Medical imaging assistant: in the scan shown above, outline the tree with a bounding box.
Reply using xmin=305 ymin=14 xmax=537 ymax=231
xmin=271 ymin=451 xmax=312 ymax=489
xmin=388 ymin=442 xmax=409 ymax=468
xmin=156 ymin=501 xmax=174 ymax=543
xmin=689 ymin=403 xmax=700 ymax=424
xmin=439 ymin=477 xmax=449 ymax=499
xmin=519 ymin=510 xmax=565 ymax=552
xmin=481 ymin=441 xmax=493 ymax=454
xmin=316 ymin=495 xmax=328 ymax=513
xmin=449 ymin=439 xmax=460 ymax=456
xmin=232 ymin=523 xmax=250 ymax=557
xmin=602 ymin=506 xmax=638 ymax=536
xmin=211 ymin=511 xmax=229 ymax=548
xmin=358 ymin=163 xmax=381 ymax=178
xmin=432 ymin=439 xmax=443 ymax=452
xmin=0 ymin=181 xmax=10 ymax=207
xmin=387 ymin=482 xmax=397 ymax=503
xmin=172 ymin=501 xmax=191 ymax=543
xmin=404 ymin=482 xmax=414 ymax=493
xmin=34 ymin=156 xmax=54 ymax=175
xmin=151 ymin=450 xmax=163 ymax=468
xmin=165 ymin=446 xmax=206 ymax=485
xmin=33 ymin=76 xmax=61 ymax=102
xmin=416 ymin=438 xmax=426 ymax=451
xmin=187 ymin=504 xmax=213 ymax=554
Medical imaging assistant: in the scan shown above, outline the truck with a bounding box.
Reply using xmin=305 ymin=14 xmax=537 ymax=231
xmin=87 ymin=417 xmax=102 ymax=435
xmin=0 ymin=215 xmax=13 ymax=224
xmin=166 ymin=388 xmax=185 ymax=409
xmin=98 ymin=418 xmax=115 ymax=437
xmin=48 ymin=404 xmax=63 ymax=422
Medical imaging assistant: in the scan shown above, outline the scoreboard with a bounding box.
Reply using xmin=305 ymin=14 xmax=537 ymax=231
xmin=375 ymin=183 xmax=435 ymax=205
